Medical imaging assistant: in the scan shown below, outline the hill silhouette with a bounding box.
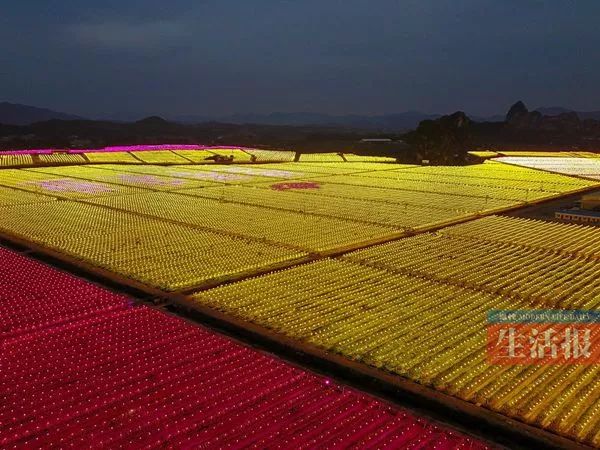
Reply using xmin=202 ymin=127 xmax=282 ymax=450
xmin=0 ymin=102 xmax=83 ymax=125
xmin=2 ymin=101 xmax=600 ymax=157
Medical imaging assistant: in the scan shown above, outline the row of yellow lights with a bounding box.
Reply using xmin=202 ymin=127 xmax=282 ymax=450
xmin=440 ymin=215 xmax=600 ymax=258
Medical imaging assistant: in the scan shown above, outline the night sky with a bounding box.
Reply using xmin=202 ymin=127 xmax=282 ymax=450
xmin=2 ymin=1 xmax=599 ymax=119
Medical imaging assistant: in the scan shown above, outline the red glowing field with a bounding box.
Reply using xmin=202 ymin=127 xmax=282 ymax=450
xmin=0 ymin=248 xmax=491 ymax=448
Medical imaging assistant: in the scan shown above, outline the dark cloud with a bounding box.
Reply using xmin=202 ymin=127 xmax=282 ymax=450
xmin=1 ymin=0 xmax=599 ymax=118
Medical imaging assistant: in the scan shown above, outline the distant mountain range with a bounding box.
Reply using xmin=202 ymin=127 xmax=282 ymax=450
xmin=0 ymin=102 xmax=83 ymax=125
xmin=170 ymin=108 xmax=600 ymax=128
xmin=535 ymin=107 xmax=600 ymax=120
xmin=2 ymin=101 xmax=600 ymax=130
xmin=173 ymin=111 xmax=443 ymax=131
xmin=0 ymin=103 xmax=445 ymax=130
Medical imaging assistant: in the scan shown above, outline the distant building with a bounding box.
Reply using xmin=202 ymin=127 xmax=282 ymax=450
xmin=555 ymin=209 xmax=600 ymax=224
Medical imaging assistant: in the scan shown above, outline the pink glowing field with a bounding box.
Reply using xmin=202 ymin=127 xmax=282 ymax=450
xmin=0 ymin=248 xmax=491 ymax=449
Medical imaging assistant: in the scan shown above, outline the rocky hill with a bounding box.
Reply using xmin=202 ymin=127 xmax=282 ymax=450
xmin=470 ymin=101 xmax=600 ymax=150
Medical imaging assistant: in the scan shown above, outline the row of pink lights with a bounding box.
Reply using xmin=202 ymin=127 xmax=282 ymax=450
xmin=0 ymin=144 xmax=255 ymax=156
xmin=0 ymin=247 xmax=492 ymax=448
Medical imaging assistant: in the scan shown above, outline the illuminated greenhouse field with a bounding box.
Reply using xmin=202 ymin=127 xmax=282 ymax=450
xmin=26 ymin=166 xmax=218 ymax=190
xmin=0 ymin=158 xmax=594 ymax=291
xmin=0 ymin=146 xmax=298 ymax=169
xmin=0 ymin=168 xmax=149 ymax=198
xmin=497 ymin=156 xmax=600 ymax=181
xmin=0 ymin=184 xmax=57 ymax=206
xmin=0 ymin=147 xmax=599 ymax=447
xmin=195 ymin=216 xmax=600 ymax=446
xmin=96 ymin=164 xmax=284 ymax=184
xmin=0 ymin=247 xmax=492 ymax=448
xmin=0 ymin=201 xmax=307 ymax=290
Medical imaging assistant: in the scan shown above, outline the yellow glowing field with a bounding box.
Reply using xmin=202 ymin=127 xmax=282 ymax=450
xmin=344 ymin=231 xmax=600 ymax=309
xmin=96 ymin=162 xmax=414 ymax=184
xmin=97 ymin=164 xmax=285 ymax=185
xmin=0 ymin=185 xmax=57 ymax=206
xmin=352 ymin=171 xmax=588 ymax=193
xmin=84 ymin=152 xmax=142 ymax=164
xmin=193 ymin=160 xmax=408 ymax=178
xmin=38 ymin=153 xmax=87 ymax=164
xmin=195 ymin=255 xmax=600 ymax=446
xmin=250 ymin=179 xmax=516 ymax=212
xmin=440 ymin=215 xmax=600 ymax=258
xmin=408 ymin=160 xmax=590 ymax=184
xmin=244 ymin=149 xmax=296 ymax=162
xmin=181 ymin=184 xmax=476 ymax=229
xmin=85 ymin=191 xmax=400 ymax=253
xmin=225 ymin=163 xmax=325 ymax=177
xmin=351 ymin=162 xmax=593 ymax=191
xmin=498 ymin=157 xmax=600 ymax=181
xmin=180 ymin=164 xmax=312 ymax=180
xmin=0 ymin=168 xmax=146 ymax=199
xmin=0 ymin=201 xmax=306 ymax=290
xmin=172 ymin=150 xmax=220 ymax=163
xmin=307 ymin=174 xmax=564 ymax=202
xmin=26 ymin=165 xmax=214 ymax=190
xmin=0 ymin=154 xmax=34 ymax=167
xmin=307 ymin=163 xmax=595 ymax=202
xmin=249 ymin=162 xmax=412 ymax=176
xmin=183 ymin=162 xmax=386 ymax=183
xmin=297 ymin=153 xmax=346 ymax=162
xmin=130 ymin=150 xmax=191 ymax=164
